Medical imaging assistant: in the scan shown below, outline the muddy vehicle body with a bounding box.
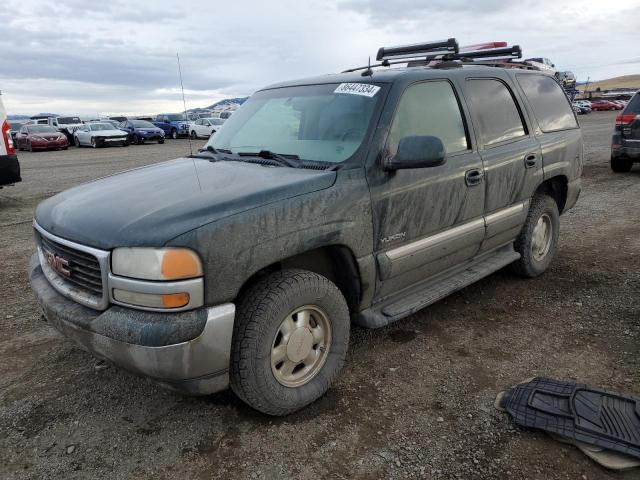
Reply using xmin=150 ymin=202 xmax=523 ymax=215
xmin=29 ymin=40 xmax=582 ymax=415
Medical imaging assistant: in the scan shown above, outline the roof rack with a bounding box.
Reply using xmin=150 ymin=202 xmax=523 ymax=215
xmin=343 ymin=38 xmax=524 ymax=75
xmin=376 ymin=38 xmax=459 ymax=61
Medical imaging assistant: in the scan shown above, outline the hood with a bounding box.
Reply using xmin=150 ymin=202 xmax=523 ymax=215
xmin=35 ymin=158 xmax=337 ymax=250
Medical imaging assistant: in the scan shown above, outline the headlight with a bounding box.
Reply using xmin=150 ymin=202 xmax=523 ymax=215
xmin=112 ymin=247 xmax=202 ymax=280
xmin=110 ymin=247 xmax=204 ymax=311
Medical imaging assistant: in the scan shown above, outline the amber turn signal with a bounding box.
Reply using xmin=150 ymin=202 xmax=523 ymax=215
xmin=161 ymin=249 xmax=203 ymax=280
xmin=161 ymin=292 xmax=190 ymax=309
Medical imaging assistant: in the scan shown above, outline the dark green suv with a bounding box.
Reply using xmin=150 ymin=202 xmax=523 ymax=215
xmin=29 ymin=41 xmax=582 ymax=415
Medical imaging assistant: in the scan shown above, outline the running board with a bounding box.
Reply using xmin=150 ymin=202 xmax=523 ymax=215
xmin=355 ymin=245 xmax=520 ymax=328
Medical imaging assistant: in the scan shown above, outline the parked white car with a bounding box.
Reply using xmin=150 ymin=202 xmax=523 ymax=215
xmin=74 ymin=123 xmax=130 ymax=148
xmin=189 ymin=117 xmax=225 ymax=139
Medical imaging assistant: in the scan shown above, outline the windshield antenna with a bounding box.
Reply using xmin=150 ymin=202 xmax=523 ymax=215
xmin=176 ymin=52 xmax=193 ymax=157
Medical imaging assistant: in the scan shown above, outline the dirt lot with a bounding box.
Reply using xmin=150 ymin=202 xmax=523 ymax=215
xmin=1 ymin=112 xmax=639 ymax=480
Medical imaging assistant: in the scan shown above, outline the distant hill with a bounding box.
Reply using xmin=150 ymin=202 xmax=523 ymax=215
xmin=579 ymin=75 xmax=640 ymax=92
xmin=205 ymin=97 xmax=248 ymax=110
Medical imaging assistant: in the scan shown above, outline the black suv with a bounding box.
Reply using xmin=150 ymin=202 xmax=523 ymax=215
xmin=611 ymin=92 xmax=640 ymax=172
xmin=29 ymin=40 xmax=582 ymax=415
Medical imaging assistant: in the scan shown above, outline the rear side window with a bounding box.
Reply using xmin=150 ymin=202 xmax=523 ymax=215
xmin=516 ymin=74 xmax=578 ymax=132
xmin=465 ymin=79 xmax=526 ymax=147
xmin=387 ymin=81 xmax=469 ymax=156
xmin=624 ymin=93 xmax=640 ymax=114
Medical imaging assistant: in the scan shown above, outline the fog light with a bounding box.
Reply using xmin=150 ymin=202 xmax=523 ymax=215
xmin=113 ymin=289 xmax=190 ymax=309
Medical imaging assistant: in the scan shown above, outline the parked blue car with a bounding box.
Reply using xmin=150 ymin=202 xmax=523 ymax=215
xmin=118 ymin=120 xmax=165 ymax=145
xmin=152 ymin=114 xmax=192 ymax=139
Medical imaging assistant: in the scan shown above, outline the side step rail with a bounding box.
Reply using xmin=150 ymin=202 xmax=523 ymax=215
xmin=356 ymin=245 xmax=520 ymax=328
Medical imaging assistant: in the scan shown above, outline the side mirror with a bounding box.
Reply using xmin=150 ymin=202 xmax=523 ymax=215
xmin=385 ymin=136 xmax=446 ymax=171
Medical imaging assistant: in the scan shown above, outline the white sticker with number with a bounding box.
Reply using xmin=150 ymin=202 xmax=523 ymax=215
xmin=334 ymin=83 xmax=381 ymax=97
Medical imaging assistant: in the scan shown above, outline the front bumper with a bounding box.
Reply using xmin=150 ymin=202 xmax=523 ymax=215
xmin=0 ymin=154 xmax=21 ymax=186
xmin=96 ymin=137 xmax=129 ymax=147
xmin=139 ymin=131 xmax=164 ymax=141
xmin=29 ymin=254 xmax=235 ymax=395
xmin=31 ymin=139 xmax=68 ymax=149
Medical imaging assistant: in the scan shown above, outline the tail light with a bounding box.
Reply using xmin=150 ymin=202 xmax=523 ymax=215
xmin=616 ymin=114 xmax=636 ymax=125
xmin=2 ymin=120 xmax=16 ymax=155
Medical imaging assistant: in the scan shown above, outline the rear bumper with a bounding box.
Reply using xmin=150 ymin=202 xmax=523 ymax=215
xmin=612 ymin=144 xmax=640 ymax=160
xmin=29 ymin=254 xmax=235 ymax=395
xmin=0 ymin=154 xmax=21 ymax=185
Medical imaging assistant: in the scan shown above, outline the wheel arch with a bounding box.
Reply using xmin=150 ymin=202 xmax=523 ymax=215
xmin=236 ymin=244 xmax=362 ymax=315
xmin=535 ymin=175 xmax=568 ymax=213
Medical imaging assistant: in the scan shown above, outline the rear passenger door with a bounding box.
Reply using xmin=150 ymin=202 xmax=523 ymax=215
xmin=514 ymin=74 xmax=582 ymax=190
xmin=461 ymin=76 xmax=543 ymax=253
xmin=368 ymin=80 xmax=485 ymax=299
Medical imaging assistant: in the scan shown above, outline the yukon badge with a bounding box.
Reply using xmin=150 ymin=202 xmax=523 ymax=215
xmin=380 ymin=231 xmax=406 ymax=245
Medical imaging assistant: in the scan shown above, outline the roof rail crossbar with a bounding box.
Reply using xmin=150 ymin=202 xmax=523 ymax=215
xmin=376 ymin=38 xmax=459 ymax=61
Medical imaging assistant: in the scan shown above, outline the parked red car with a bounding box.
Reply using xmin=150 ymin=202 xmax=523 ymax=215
xmin=590 ymin=100 xmax=618 ymax=111
xmin=15 ymin=125 xmax=69 ymax=151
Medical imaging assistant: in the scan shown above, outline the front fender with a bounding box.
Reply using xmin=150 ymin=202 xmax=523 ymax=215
xmin=167 ymin=168 xmax=374 ymax=306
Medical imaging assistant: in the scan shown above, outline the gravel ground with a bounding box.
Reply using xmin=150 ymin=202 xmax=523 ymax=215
xmin=1 ymin=112 xmax=639 ymax=480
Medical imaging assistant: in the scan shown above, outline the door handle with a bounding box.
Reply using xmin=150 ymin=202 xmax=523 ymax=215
xmin=524 ymin=153 xmax=537 ymax=169
xmin=465 ymin=169 xmax=484 ymax=186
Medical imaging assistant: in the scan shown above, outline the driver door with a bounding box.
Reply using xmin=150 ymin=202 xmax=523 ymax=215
xmin=367 ymin=80 xmax=485 ymax=299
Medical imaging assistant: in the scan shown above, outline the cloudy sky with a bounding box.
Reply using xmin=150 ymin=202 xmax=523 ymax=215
xmin=1 ymin=0 xmax=638 ymax=116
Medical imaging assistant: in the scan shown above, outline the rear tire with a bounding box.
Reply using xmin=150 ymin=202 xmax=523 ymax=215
xmin=158 ymin=139 xmax=165 ymax=144
xmin=230 ymin=269 xmax=350 ymax=416
xmin=611 ymin=155 xmax=633 ymax=173
xmin=511 ymin=193 xmax=560 ymax=278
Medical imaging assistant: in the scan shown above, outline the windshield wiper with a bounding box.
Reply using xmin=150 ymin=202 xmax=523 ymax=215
xmin=237 ymin=150 xmax=300 ymax=168
xmin=190 ymin=145 xmax=233 ymax=160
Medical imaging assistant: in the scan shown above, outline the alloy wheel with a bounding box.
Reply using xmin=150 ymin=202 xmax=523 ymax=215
xmin=270 ymin=305 xmax=332 ymax=388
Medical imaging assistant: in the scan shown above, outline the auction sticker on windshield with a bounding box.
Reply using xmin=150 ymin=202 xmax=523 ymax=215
xmin=334 ymin=83 xmax=381 ymax=97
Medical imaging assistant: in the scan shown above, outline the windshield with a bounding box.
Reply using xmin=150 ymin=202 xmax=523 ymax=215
xmin=57 ymin=117 xmax=82 ymax=124
xmin=28 ymin=125 xmax=57 ymax=133
xmin=205 ymin=83 xmax=382 ymax=163
xmin=90 ymin=123 xmax=115 ymax=131
xmin=131 ymin=120 xmax=155 ymax=128
xmin=166 ymin=114 xmax=186 ymax=121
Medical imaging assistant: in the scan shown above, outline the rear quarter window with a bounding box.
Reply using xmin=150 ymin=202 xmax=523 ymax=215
xmin=516 ymin=74 xmax=578 ymax=132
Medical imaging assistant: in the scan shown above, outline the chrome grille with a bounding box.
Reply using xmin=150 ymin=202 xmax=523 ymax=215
xmin=34 ymin=222 xmax=110 ymax=310
xmin=38 ymin=233 xmax=102 ymax=295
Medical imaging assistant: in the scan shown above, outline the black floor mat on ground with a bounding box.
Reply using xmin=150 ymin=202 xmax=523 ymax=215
xmin=498 ymin=377 xmax=640 ymax=460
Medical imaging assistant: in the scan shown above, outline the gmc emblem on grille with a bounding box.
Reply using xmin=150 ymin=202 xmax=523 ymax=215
xmin=45 ymin=250 xmax=70 ymax=276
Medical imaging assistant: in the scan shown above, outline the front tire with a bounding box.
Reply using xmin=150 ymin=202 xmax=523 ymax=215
xmin=190 ymin=130 xmax=197 ymax=139
xmin=90 ymin=137 xmax=97 ymax=148
xmin=611 ymin=155 xmax=633 ymax=173
xmin=230 ymin=269 xmax=350 ymax=416
xmin=171 ymin=128 xmax=178 ymax=139
xmin=511 ymin=193 xmax=560 ymax=278
xmin=74 ymin=136 xmax=81 ymax=147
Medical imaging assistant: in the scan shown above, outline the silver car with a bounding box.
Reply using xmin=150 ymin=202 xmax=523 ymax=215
xmin=74 ymin=123 xmax=129 ymax=148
